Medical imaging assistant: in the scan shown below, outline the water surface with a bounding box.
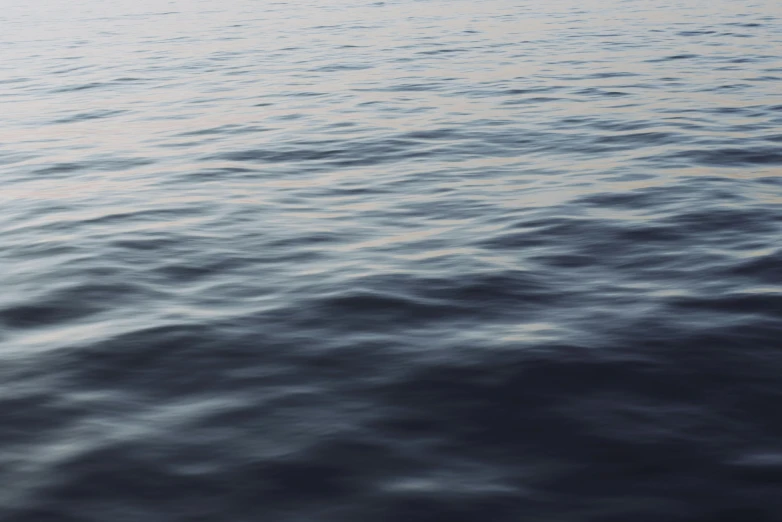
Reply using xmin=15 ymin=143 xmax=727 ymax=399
xmin=2 ymin=0 xmax=782 ymax=520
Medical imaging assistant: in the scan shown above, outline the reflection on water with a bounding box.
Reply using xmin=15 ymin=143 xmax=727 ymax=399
xmin=2 ymin=0 xmax=782 ymax=520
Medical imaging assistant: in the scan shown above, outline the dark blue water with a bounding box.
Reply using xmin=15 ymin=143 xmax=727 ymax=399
xmin=2 ymin=0 xmax=782 ymax=519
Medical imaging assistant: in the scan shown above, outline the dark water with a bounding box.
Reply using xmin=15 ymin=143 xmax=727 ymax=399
xmin=2 ymin=0 xmax=782 ymax=519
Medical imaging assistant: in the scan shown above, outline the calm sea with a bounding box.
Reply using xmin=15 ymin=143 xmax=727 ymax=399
xmin=2 ymin=0 xmax=782 ymax=520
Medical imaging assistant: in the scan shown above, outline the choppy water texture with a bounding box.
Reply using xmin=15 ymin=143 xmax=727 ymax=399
xmin=2 ymin=0 xmax=782 ymax=519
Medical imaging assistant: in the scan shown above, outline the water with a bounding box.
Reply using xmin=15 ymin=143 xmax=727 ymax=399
xmin=2 ymin=0 xmax=782 ymax=519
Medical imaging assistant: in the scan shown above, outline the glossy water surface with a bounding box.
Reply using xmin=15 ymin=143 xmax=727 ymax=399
xmin=2 ymin=0 xmax=782 ymax=520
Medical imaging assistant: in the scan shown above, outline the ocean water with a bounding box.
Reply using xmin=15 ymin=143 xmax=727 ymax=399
xmin=2 ymin=0 xmax=782 ymax=519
